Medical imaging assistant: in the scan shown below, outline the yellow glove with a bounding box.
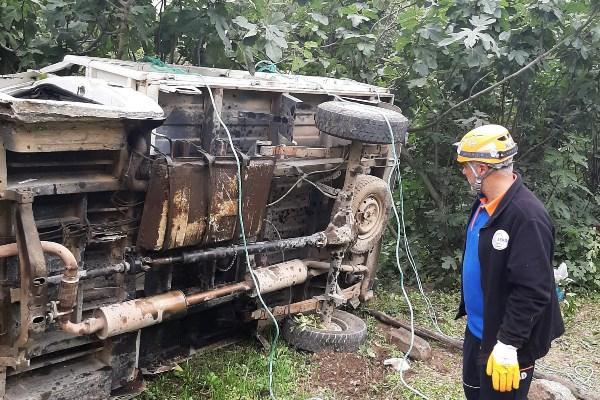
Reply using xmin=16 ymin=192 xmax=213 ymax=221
xmin=486 ymin=341 xmax=520 ymax=392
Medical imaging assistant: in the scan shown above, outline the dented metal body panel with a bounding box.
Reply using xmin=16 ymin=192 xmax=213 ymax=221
xmin=0 ymin=57 xmax=397 ymax=399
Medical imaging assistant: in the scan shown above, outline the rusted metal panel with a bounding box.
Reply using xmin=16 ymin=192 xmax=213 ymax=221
xmin=165 ymin=161 xmax=209 ymax=248
xmin=240 ymin=158 xmax=275 ymax=237
xmin=4 ymin=357 xmax=112 ymax=400
xmin=201 ymin=88 xmax=223 ymax=151
xmin=205 ymin=159 xmax=238 ymax=244
xmin=138 ymin=155 xmax=274 ymax=247
xmin=137 ymin=159 xmax=169 ymax=250
xmin=137 ymin=159 xmax=210 ymax=250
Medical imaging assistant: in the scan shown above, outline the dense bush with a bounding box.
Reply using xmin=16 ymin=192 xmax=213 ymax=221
xmin=1 ymin=0 xmax=598 ymax=288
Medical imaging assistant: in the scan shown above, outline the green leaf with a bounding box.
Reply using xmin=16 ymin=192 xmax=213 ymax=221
xmin=366 ymin=348 xmax=377 ymax=358
xmin=357 ymin=42 xmax=375 ymax=56
xmin=270 ymin=11 xmax=285 ymax=24
xmin=407 ymin=77 xmax=428 ymax=88
xmin=418 ymin=24 xmax=443 ymax=41
xmin=265 ymin=40 xmax=283 ymax=62
xmin=499 ymin=31 xmax=511 ymax=41
xmin=463 ymin=30 xmax=479 ymax=48
xmin=470 ymin=15 xmax=495 ymax=28
xmin=232 ymin=16 xmax=256 ymax=31
xmin=507 ymin=49 xmax=528 ymax=66
xmin=412 ymin=60 xmax=429 ymax=76
xmin=291 ymin=56 xmax=304 ymax=71
xmin=265 ymin=25 xmax=287 ymax=48
xmin=208 ymin=9 xmax=231 ymax=50
xmin=437 ymin=36 xmax=459 ymax=47
xmin=308 ymin=12 xmax=329 ymax=26
xmin=347 ymin=14 xmax=369 ymax=28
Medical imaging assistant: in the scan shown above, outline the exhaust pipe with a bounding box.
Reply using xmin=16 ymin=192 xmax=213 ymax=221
xmin=57 ymin=258 xmax=365 ymax=338
xmin=66 ymin=258 xmax=364 ymax=338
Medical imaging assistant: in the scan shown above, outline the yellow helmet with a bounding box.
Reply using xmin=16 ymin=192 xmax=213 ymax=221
xmin=455 ymin=124 xmax=518 ymax=165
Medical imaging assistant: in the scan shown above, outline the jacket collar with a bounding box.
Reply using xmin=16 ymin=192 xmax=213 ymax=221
xmin=468 ymin=172 xmax=523 ymax=226
xmin=485 ymin=172 xmax=523 ymax=226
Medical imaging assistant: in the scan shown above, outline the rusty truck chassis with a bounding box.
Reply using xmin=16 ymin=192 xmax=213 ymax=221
xmin=0 ymin=57 xmax=399 ymax=399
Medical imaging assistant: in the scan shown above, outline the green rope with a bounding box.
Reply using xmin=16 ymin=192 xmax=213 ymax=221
xmin=142 ymin=56 xmax=188 ymax=74
xmin=256 ymin=60 xmax=278 ymax=73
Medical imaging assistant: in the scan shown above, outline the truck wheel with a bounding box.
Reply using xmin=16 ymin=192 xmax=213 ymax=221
xmin=315 ymin=101 xmax=409 ymax=144
xmin=350 ymin=175 xmax=391 ymax=254
xmin=282 ymin=310 xmax=367 ymax=353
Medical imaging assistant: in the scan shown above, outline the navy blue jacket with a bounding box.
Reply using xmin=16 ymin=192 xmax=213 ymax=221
xmin=457 ymin=173 xmax=565 ymax=366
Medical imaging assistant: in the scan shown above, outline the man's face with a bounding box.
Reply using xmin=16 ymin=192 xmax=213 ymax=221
xmin=461 ymin=162 xmax=489 ymax=188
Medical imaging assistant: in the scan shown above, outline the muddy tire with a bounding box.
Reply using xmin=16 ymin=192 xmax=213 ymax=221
xmin=315 ymin=101 xmax=409 ymax=144
xmin=350 ymin=175 xmax=391 ymax=254
xmin=282 ymin=310 xmax=367 ymax=353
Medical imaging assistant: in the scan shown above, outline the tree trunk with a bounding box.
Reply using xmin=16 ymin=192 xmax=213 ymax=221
xmin=116 ymin=0 xmax=134 ymax=60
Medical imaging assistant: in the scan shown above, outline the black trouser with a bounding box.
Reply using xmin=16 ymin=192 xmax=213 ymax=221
xmin=463 ymin=328 xmax=534 ymax=400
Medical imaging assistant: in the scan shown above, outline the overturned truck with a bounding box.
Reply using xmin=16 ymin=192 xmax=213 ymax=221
xmin=0 ymin=56 xmax=408 ymax=399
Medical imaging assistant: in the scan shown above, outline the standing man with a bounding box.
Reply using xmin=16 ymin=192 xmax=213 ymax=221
xmin=455 ymin=124 xmax=564 ymax=399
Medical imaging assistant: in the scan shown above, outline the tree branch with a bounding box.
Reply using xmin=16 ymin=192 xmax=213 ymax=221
xmin=401 ymin=148 xmax=444 ymax=209
xmin=408 ymin=10 xmax=600 ymax=133
xmin=469 ymin=71 xmax=492 ymax=98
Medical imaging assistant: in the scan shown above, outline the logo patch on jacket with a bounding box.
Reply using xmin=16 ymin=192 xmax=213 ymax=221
xmin=492 ymin=230 xmax=509 ymax=250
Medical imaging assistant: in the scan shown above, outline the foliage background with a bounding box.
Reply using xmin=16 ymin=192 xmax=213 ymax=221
xmin=1 ymin=0 xmax=599 ymax=288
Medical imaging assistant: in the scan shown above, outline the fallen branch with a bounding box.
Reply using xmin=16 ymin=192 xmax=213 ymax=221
xmin=368 ymin=309 xmax=598 ymax=400
xmin=368 ymin=309 xmax=462 ymax=350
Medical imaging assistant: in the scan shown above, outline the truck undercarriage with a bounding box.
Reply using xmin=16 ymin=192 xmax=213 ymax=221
xmin=0 ymin=57 xmax=408 ymax=399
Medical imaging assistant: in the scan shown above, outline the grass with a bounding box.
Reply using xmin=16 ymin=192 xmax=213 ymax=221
xmin=362 ymin=275 xmax=466 ymax=400
xmin=138 ymin=276 xmax=600 ymax=399
xmin=366 ymin=270 xmax=466 ymax=338
xmin=139 ymin=341 xmax=312 ymax=400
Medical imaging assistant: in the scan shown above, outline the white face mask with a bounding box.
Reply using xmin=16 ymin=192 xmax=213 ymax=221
xmin=466 ymin=162 xmax=494 ymax=195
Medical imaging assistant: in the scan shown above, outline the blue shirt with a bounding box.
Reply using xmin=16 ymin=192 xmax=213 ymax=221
xmin=463 ymin=203 xmax=489 ymax=339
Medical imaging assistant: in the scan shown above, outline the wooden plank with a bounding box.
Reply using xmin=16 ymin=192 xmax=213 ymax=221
xmin=201 ymin=88 xmax=224 ymax=152
xmin=1 ymin=121 xmax=126 ymax=152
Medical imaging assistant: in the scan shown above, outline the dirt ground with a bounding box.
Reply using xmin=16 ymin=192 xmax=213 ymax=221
xmin=301 ymin=325 xmax=464 ymax=399
xmin=297 ymin=288 xmax=600 ymax=400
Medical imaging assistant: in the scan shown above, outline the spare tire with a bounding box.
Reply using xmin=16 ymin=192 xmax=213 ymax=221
xmin=282 ymin=310 xmax=367 ymax=353
xmin=315 ymin=101 xmax=409 ymax=144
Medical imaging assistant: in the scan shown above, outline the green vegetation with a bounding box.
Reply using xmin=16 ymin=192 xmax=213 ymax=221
xmin=2 ymin=0 xmax=599 ymax=287
xmin=2 ymin=1 xmax=599 ymax=398
xmin=139 ymin=343 xmax=312 ymax=400
xmin=138 ymin=285 xmax=600 ymax=399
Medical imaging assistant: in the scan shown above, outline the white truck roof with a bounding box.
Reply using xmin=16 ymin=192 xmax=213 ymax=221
xmin=41 ymin=55 xmax=392 ymax=99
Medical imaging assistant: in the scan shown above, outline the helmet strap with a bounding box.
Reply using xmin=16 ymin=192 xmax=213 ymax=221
xmin=467 ymin=162 xmax=496 ymax=195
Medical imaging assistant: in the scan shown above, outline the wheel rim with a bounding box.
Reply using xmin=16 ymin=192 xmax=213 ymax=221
xmin=356 ymin=195 xmax=382 ymax=239
xmin=323 ymin=321 xmax=344 ymax=331
xmin=323 ymin=315 xmax=349 ymax=332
